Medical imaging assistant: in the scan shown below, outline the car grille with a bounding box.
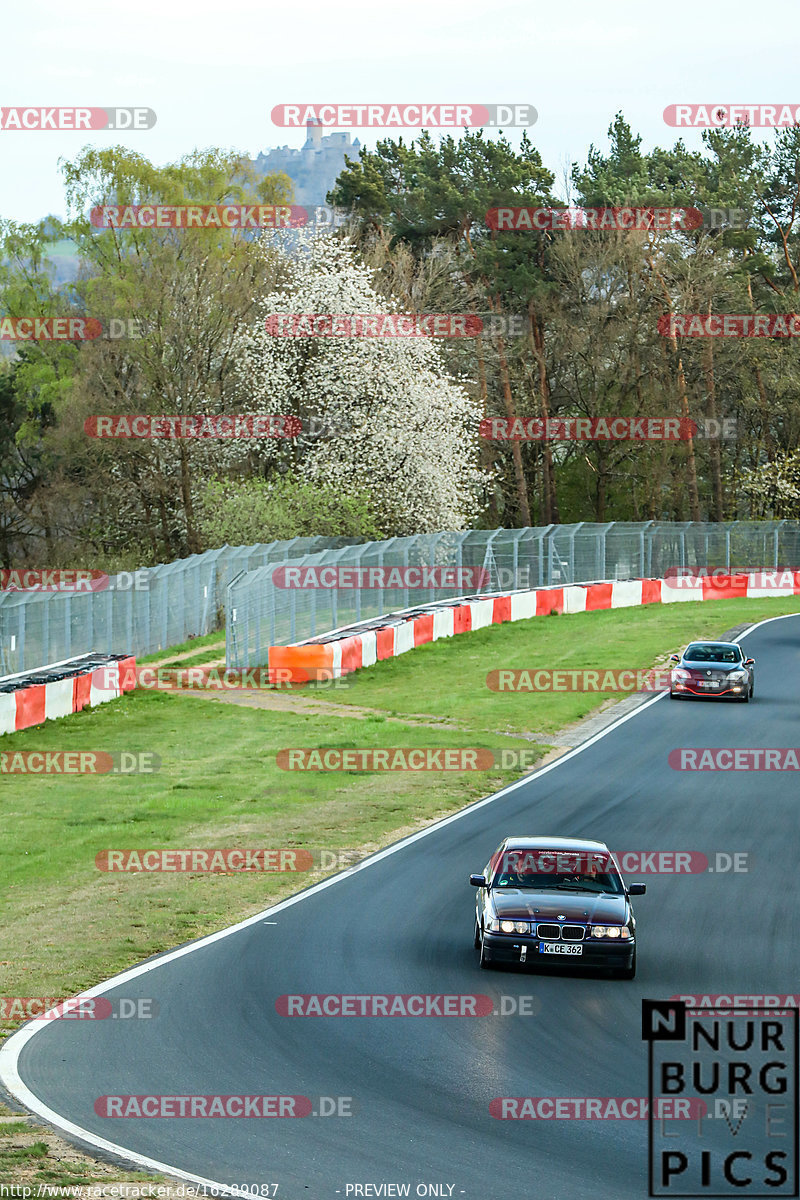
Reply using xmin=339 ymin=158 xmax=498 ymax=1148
xmin=536 ymin=924 xmax=562 ymax=940
xmin=535 ymin=923 xmax=586 ymax=941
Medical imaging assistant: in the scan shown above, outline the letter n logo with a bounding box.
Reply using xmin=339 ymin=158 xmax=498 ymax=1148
xmin=641 ymin=999 xmax=686 ymax=1042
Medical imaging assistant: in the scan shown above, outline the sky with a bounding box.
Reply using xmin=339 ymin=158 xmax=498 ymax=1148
xmin=1 ymin=0 xmax=798 ymax=223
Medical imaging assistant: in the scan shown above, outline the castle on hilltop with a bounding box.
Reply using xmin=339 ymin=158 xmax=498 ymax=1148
xmin=252 ymin=119 xmax=361 ymax=210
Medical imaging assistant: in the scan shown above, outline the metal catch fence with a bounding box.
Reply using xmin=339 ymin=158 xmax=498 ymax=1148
xmin=225 ymin=521 xmax=800 ymax=669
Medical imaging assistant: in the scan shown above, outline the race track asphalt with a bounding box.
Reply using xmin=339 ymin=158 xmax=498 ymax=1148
xmin=5 ymin=613 xmax=799 ymax=1199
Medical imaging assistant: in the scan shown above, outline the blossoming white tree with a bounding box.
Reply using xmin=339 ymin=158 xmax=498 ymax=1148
xmin=239 ymin=232 xmax=491 ymax=534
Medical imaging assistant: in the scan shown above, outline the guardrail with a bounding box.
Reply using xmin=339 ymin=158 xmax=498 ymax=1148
xmin=0 ymin=653 xmax=137 ymax=736
xmin=264 ymin=572 xmax=800 ymax=682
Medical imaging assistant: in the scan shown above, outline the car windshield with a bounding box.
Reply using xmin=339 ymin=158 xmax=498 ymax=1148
xmin=491 ymin=850 xmax=625 ymax=894
xmin=684 ymin=643 xmax=741 ymax=663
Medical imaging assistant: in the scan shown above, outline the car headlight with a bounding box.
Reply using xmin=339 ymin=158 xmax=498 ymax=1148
xmin=499 ymin=919 xmax=530 ymax=934
xmin=728 ymin=670 xmax=748 ymax=681
xmin=488 ymin=919 xmax=530 ymax=934
xmin=592 ymin=925 xmax=630 ymax=938
xmin=592 ymin=925 xmax=608 ymax=937
xmin=672 ymin=669 xmax=691 ymax=680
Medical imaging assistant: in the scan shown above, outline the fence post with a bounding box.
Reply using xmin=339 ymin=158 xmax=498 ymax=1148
xmin=19 ymin=599 xmax=26 ymax=672
xmin=404 ymin=542 xmax=410 ymax=610
xmin=42 ymin=593 xmax=50 ymax=665
xmin=160 ymin=572 xmax=168 ymax=652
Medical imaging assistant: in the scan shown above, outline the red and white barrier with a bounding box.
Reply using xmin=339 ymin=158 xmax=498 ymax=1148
xmin=0 ymin=655 xmax=137 ymax=737
xmin=267 ymin=572 xmax=800 ymax=683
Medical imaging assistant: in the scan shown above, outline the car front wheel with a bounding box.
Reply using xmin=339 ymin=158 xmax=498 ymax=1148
xmin=478 ymin=927 xmax=493 ymax=970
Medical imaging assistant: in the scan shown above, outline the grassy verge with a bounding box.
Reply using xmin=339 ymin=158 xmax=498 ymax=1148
xmin=1 ymin=593 xmax=798 ymax=1185
xmin=0 ymin=1102 xmax=169 ymax=1188
xmin=0 ymin=692 xmax=541 ymax=1014
xmin=3 ymin=593 xmax=798 ymax=1017
xmin=0 ymin=1102 xmax=171 ymax=1189
xmin=322 ymin=595 xmax=800 ymax=734
xmin=4 ymin=594 xmax=800 ymax=1010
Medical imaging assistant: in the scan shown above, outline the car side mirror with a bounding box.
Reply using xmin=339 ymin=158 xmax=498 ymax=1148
xmin=628 ymin=883 xmax=646 ymax=895
xmin=470 ymin=874 xmax=487 ymax=887
xmin=744 ymin=658 xmax=754 ymax=667
xmin=669 ymin=655 xmax=680 ymax=664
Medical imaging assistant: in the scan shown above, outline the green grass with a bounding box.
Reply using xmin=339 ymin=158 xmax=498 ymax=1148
xmin=1 ymin=592 xmax=799 ymax=1029
xmin=148 ymin=649 xmax=227 ymax=670
xmin=324 ymin=595 xmax=800 ymax=734
xmin=0 ymin=690 xmax=540 ymax=1015
xmin=138 ymin=631 xmax=225 ymax=663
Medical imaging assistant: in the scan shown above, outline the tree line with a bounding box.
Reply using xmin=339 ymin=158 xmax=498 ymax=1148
xmin=1 ymin=116 xmax=798 ymax=569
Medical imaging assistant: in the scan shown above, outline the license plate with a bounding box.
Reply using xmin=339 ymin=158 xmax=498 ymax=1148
xmin=699 ymin=681 xmax=718 ymax=689
xmin=538 ymin=943 xmax=583 ymax=955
